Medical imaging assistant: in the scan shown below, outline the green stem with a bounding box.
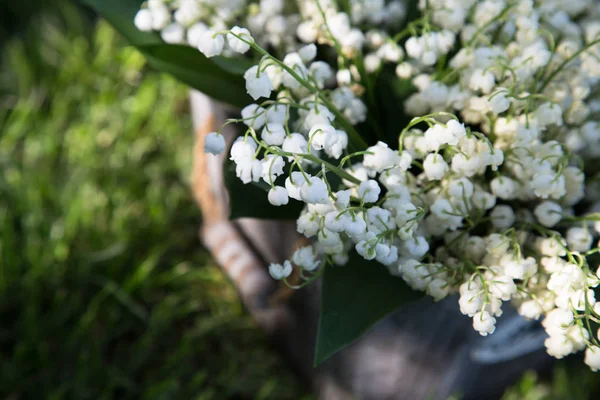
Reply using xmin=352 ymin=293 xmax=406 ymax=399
xmin=301 ymin=153 xmax=361 ymax=185
xmin=283 ymin=263 xmax=326 ymax=289
xmin=398 ymin=112 xmax=457 ymax=152
xmin=538 ymin=38 xmax=600 ymax=93
xmin=467 ymin=3 xmax=516 ymax=48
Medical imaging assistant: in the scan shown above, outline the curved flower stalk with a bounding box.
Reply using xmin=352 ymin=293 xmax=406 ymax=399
xmin=135 ymin=0 xmax=600 ymax=371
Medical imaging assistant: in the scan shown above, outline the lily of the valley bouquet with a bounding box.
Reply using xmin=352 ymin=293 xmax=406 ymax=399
xmin=89 ymin=0 xmax=600 ymax=369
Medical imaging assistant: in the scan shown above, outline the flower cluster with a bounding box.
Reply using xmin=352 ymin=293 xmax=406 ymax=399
xmin=134 ymin=0 xmax=299 ymax=52
xmin=138 ymin=0 xmax=600 ymax=371
xmin=134 ymin=0 xmax=407 ymax=58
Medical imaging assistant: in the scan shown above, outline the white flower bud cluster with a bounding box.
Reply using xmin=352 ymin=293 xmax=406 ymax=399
xmin=139 ymin=0 xmax=600 ymax=371
xmin=134 ymin=0 xmax=300 ymax=53
xmin=399 ymin=0 xmax=600 ymax=368
xmin=134 ymin=0 xmax=408 ymax=66
xmin=296 ymin=0 xmax=406 ymax=58
xmin=404 ymin=30 xmax=456 ymax=66
xmin=134 ymin=0 xmax=415 ymax=99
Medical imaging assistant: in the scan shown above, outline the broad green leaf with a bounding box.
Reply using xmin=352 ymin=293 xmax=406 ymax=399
xmin=211 ymin=56 xmax=254 ymax=76
xmin=80 ymin=0 xmax=161 ymax=46
xmin=374 ymin=67 xmax=416 ymax=145
xmin=314 ymin=254 xmax=422 ymax=365
xmin=81 ymin=0 xmax=252 ymax=107
xmin=138 ymin=44 xmax=251 ymax=107
xmin=224 ymin=157 xmax=304 ymax=220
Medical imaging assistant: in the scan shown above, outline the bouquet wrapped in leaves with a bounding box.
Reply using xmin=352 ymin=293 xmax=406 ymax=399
xmin=87 ymin=0 xmax=600 ymax=372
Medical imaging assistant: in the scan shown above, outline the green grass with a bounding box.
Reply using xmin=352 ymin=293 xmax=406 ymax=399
xmin=0 ymin=5 xmax=307 ymax=399
xmin=501 ymin=362 xmax=600 ymax=400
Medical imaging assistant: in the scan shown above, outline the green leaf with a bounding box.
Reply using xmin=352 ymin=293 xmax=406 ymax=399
xmin=374 ymin=67 xmax=416 ymax=145
xmin=211 ymin=56 xmax=254 ymax=76
xmin=81 ymin=0 xmax=252 ymax=107
xmin=138 ymin=44 xmax=251 ymax=107
xmin=224 ymin=157 xmax=304 ymax=220
xmin=314 ymin=254 xmax=422 ymax=365
xmin=80 ymin=0 xmax=161 ymax=46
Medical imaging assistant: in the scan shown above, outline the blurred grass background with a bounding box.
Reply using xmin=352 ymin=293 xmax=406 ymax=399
xmin=0 ymin=1 xmax=308 ymax=398
xmin=0 ymin=0 xmax=599 ymax=399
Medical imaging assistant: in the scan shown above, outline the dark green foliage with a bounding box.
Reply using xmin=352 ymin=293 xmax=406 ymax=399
xmin=501 ymin=362 xmax=600 ymax=400
xmin=137 ymin=43 xmax=252 ymax=108
xmin=314 ymin=253 xmax=420 ymax=365
xmin=81 ymin=0 xmax=252 ymax=107
xmin=224 ymin=157 xmax=306 ymax=220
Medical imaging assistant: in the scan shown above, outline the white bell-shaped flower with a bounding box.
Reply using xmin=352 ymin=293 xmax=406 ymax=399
xmin=204 ymin=132 xmax=225 ymax=155
xmin=268 ymin=186 xmax=289 ymax=206
xmin=244 ymin=66 xmax=273 ymax=100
